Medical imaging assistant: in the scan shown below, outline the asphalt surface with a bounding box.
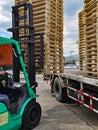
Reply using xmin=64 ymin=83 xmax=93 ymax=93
xmin=35 ymin=74 xmax=98 ymax=130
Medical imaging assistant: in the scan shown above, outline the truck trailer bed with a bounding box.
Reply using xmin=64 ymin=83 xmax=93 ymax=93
xmin=64 ymin=69 xmax=98 ymax=87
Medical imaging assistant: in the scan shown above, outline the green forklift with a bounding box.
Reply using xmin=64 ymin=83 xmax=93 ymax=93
xmin=0 ymin=37 xmax=41 ymax=130
xmin=0 ymin=3 xmax=42 ymax=130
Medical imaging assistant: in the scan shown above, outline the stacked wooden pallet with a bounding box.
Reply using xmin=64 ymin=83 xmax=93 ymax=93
xmin=54 ymin=0 xmax=64 ymax=73
xmin=84 ymin=0 xmax=98 ymax=77
xmin=32 ymin=0 xmax=64 ymax=74
xmin=15 ymin=0 xmax=64 ymax=74
xmin=31 ymin=0 xmax=49 ymax=73
xmin=31 ymin=0 xmax=46 ymax=73
xmin=78 ymin=10 xmax=86 ymax=70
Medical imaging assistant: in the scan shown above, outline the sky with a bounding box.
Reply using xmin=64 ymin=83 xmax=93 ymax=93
xmin=0 ymin=0 xmax=84 ymax=56
xmin=63 ymin=0 xmax=84 ymax=56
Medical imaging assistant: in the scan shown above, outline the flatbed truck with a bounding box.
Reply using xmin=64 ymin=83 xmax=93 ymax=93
xmin=44 ymin=68 xmax=98 ymax=114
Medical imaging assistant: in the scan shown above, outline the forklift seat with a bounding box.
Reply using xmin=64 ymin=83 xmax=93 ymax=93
xmin=0 ymin=94 xmax=10 ymax=109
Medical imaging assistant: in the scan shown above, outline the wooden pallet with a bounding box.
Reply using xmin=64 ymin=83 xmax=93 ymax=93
xmin=15 ymin=0 xmax=32 ymax=4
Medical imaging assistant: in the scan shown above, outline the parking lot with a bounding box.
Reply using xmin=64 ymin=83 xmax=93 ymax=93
xmin=35 ymin=74 xmax=98 ymax=130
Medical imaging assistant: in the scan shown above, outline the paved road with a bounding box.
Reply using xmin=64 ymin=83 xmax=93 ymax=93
xmin=35 ymin=75 xmax=98 ymax=130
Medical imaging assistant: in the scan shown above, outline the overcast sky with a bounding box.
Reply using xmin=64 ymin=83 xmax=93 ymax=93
xmin=0 ymin=0 xmax=84 ymax=56
xmin=63 ymin=0 xmax=84 ymax=56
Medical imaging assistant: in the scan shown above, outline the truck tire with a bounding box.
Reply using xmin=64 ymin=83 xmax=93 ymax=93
xmin=21 ymin=101 xmax=41 ymax=130
xmin=53 ymin=77 xmax=68 ymax=102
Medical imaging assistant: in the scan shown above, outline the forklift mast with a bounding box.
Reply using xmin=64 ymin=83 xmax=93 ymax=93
xmin=8 ymin=3 xmax=36 ymax=90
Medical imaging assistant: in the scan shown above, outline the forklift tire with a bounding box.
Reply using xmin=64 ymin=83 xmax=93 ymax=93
xmin=21 ymin=101 xmax=41 ymax=130
xmin=54 ymin=77 xmax=68 ymax=102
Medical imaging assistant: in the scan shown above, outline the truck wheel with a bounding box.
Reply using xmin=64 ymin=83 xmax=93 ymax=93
xmin=53 ymin=77 xmax=68 ymax=102
xmin=21 ymin=101 xmax=41 ymax=130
